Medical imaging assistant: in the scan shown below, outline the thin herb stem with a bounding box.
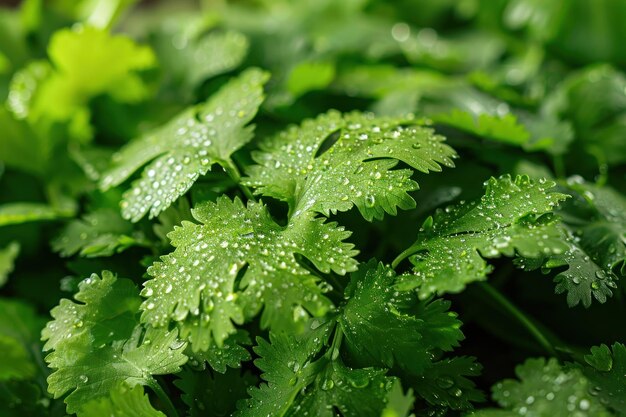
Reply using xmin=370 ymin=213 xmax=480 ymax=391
xmin=325 ymin=325 xmax=344 ymax=361
xmin=148 ymin=378 xmax=179 ymax=417
xmin=223 ymin=159 xmax=256 ymax=201
xmin=391 ymin=244 xmax=419 ymax=269
xmin=476 ymin=282 xmax=557 ymax=357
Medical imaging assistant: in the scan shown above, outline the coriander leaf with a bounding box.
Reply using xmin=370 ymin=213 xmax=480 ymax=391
xmin=46 ymin=326 xmax=187 ymax=414
xmin=52 ymin=208 xmax=148 ymax=258
xmin=100 ymin=68 xmax=269 ymax=221
xmin=141 ymin=196 xmax=357 ymax=349
xmin=0 ymin=336 xmax=35 ymax=381
xmin=286 ymin=60 xmax=336 ymax=97
xmin=475 ymin=357 xmax=612 ymax=417
xmin=381 ymin=381 xmax=415 ymax=417
xmin=42 ymin=271 xmax=141 ymax=352
xmin=236 ymin=332 xmax=328 ymax=417
xmin=6 ymin=60 xmax=51 ymax=120
xmin=237 ymin=331 xmax=395 ymax=417
xmin=175 ymin=368 xmax=256 ymax=417
xmin=524 ymin=179 xmax=624 ymax=307
xmin=0 ymin=241 xmax=19 ymax=287
xmin=397 ymin=175 xmax=569 ymax=298
xmin=411 ymin=357 xmax=484 ymax=410
xmin=180 ymin=30 xmax=248 ymax=87
xmin=433 ymin=110 xmax=530 ymax=146
xmin=339 ymin=261 xmax=463 ymax=374
xmin=78 ymin=382 xmax=165 ymax=417
xmin=0 ymin=299 xmax=46 ymax=381
xmin=187 ymin=330 xmax=251 ymax=373
xmin=582 ymin=343 xmax=626 ymax=414
xmin=0 ymin=203 xmax=61 ymax=226
xmin=0 ymin=107 xmax=50 ymax=176
xmin=549 ymin=236 xmax=618 ymax=307
xmin=38 ymin=26 xmax=156 ymax=115
xmin=244 ymin=110 xmax=456 ymax=221
xmin=546 ymin=65 xmax=626 ymax=166
xmin=10 ymin=26 xmax=156 ymax=144
xmin=154 ymin=26 xmax=249 ymax=90
xmin=286 ymin=361 xmax=392 ymax=417
xmin=559 ymin=179 xmax=626 ymax=276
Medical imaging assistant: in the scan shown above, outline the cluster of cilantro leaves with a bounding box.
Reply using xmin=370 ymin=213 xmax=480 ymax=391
xmin=1 ymin=0 xmax=625 ymax=416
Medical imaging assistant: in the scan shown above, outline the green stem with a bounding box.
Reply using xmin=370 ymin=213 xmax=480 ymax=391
xmin=476 ymin=282 xmax=557 ymax=357
xmin=223 ymin=159 xmax=256 ymax=201
xmin=148 ymin=378 xmax=179 ymax=417
xmin=391 ymin=244 xmax=419 ymax=269
xmin=326 ymin=325 xmax=344 ymax=361
xmin=553 ymin=155 xmax=565 ymax=179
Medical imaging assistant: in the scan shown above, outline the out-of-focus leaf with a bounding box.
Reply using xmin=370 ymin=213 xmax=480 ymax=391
xmin=0 ymin=241 xmax=20 ymax=288
xmin=0 ymin=203 xmax=61 ymax=227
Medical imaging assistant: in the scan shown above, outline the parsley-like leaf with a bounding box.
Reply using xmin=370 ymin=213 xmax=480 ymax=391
xmin=339 ymin=261 xmax=463 ymax=374
xmin=0 ymin=202 xmax=61 ymax=226
xmin=397 ymin=175 xmax=569 ymax=298
xmin=187 ymin=330 xmax=252 ymax=373
xmin=237 ymin=331 xmax=395 ymax=417
xmin=175 ymin=368 xmax=256 ymax=417
xmin=411 ymin=357 xmax=484 ymax=410
xmin=433 ymin=110 xmax=530 ymax=146
xmin=244 ymin=110 xmax=456 ymax=221
xmin=0 ymin=299 xmax=46 ymax=384
xmin=381 ymin=381 xmax=415 ymax=417
xmin=100 ymin=68 xmax=269 ymax=221
xmin=0 ymin=241 xmax=19 ymax=287
xmin=78 ymin=383 xmax=166 ymax=417
xmin=43 ymin=272 xmax=188 ymax=413
xmin=14 ymin=26 xmax=156 ymax=142
xmin=52 ymin=208 xmax=148 ymax=258
xmin=42 ymin=271 xmax=141 ymax=352
xmin=154 ymin=26 xmax=249 ymax=90
xmin=548 ymin=179 xmax=625 ymax=306
xmin=46 ymin=325 xmax=187 ymax=414
xmin=141 ymin=196 xmax=357 ymax=348
xmin=473 ymin=357 xmax=612 ymax=417
xmin=582 ymin=343 xmax=626 ymax=414
xmin=339 ymin=262 xmax=482 ymax=411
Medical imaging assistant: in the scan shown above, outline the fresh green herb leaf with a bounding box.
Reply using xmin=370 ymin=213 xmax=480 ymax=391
xmin=0 ymin=241 xmax=19 ymax=287
xmin=397 ymin=175 xmax=568 ymax=298
xmin=101 ymin=68 xmax=269 ymax=221
xmin=245 ymin=110 xmax=456 ymax=221
xmin=78 ymin=382 xmax=166 ymax=417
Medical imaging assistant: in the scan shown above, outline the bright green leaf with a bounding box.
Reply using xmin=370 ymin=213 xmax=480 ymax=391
xmin=582 ymin=343 xmax=626 ymax=414
xmin=42 ymin=271 xmax=142 ymax=352
xmin=482 ymin=357 xmax=612 ymax=417
xmin=340 ymin=261 xmax=463 ymax=374
xmin=46 ymin=326 xmax=187 ymax=414
xmin=0 ymin=241 xmax=19 ymax=288
xmin=52 ymin=208 xmax=148 ymax=258
xmin=141 ymin=196 xmax=357 ymax=348
xmin=78 ymin=382 xmax=165 ymax=417
xmin=101 ymin=68 xmax=269 ymax=221
xmin=245 ymin=110 xmax=456 ymax=222
xmin=398 ymin=175 xmax=569 ymax=298
xmin=0 ymin=203 xmax=62 ymax=227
